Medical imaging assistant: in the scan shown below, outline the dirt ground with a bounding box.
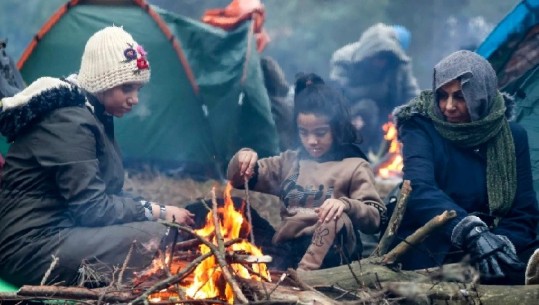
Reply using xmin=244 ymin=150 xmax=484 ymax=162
xmin=124 ymin=170 xmax=401 ymax=229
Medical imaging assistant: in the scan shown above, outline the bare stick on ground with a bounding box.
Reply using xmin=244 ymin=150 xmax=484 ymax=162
xmin=16 ymin=286 xmax=134 ymax=303
xmin=382 ymin=281 xmax=539 ymax=305
xmin=381 ymin=210 xmax=457 ymax=265
xmin=372 ymin=179 xmax=411 ymax=257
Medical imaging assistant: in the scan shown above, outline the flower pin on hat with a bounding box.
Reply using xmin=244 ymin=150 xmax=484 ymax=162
xmin=121 ymin=43 xmax=149 ymax=74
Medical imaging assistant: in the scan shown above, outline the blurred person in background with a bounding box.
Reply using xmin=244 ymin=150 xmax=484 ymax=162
xmin=260 ymin=56 xmax=295 ymax=152
xmin=330 ymin=23 xmax=419 ymax=157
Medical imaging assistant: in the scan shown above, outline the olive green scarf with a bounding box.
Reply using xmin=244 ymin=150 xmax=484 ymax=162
xmin=395 ymin=90 xmax=516 ymax=218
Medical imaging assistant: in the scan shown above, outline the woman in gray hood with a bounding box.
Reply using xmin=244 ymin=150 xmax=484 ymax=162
xmin=391 ymin=50 xmax=539 ymax=285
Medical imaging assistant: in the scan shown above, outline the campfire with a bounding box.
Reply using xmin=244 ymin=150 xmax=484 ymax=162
xmin=374 ymin=120 xmax=403 ymax=179
xmin=144 ymin=183 xmax=270 ymax=304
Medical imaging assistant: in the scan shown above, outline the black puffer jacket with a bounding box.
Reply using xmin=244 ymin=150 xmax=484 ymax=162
xmin=0 ymin=77 xmax=166 ymax=286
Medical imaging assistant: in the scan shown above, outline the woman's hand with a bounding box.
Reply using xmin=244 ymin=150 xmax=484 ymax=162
xmin=315 ymin=199 xmax=349 ymax=223
xmin=160 ymin=205 xmax=195 ymax=226
xmin=237 ymin=149 xmax=258 ymax=179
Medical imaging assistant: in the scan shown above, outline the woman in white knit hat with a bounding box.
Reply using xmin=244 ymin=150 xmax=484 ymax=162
xmin=0 ymin=26 xmax=194 ymax=287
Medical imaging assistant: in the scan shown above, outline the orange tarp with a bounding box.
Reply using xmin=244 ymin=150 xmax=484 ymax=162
xmin=202 ymin=0 xmax=270 ymax=52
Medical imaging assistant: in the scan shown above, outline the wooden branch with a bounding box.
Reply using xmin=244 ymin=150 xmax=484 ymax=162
xmin=16 ymin=286 xmax=134 ymax=303
xmin=381 ymin=210 xmax=457 ymax=264
xmin=299 ymin=260 xmax=430 ymax=291
xmin=414 ymin=262 xmax=479 ymax=283
xmin=382 ymin=281 xmax=539 ymax=305
xmin=174 ymin=238 xmax=201 ymax=250
xmin=0 ymin=292 xmax=19 ymax=300
xmin=229 ymin=254 xmax=273 ymax=264
xmin=40 ymin=255 xmax=59 ymax=286
xmin=211 ymin=188 xmax=249 ymax=304
xmin=243 ymin=179 xmax=256 ymax=245
xmin=242 ymin=278 xmax=342 ymax=305
xmin=117 ymin=240 xmax=136 ymax=287
xmin=372 ymin=179 xmax=411 ymax=257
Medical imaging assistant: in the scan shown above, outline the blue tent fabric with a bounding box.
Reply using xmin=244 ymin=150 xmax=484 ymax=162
xmin=477 ymin=0 xmax=539 ymax=60
xmin=477 ymin=0 xmax=539 ymax=215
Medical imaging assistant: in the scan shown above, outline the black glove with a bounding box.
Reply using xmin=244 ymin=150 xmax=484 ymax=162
xmin=451 ymin=215 xmax=524 ymax=281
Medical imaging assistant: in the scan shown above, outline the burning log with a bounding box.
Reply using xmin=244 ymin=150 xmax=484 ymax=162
xmin=132 ymin=184 xmax=270 ymax=304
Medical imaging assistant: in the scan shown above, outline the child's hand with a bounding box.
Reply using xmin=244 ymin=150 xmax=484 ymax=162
xmin=237 ymin=149 xmax=258 ymax=179
xmin=315 ymin=199 xmax=348 ymax=223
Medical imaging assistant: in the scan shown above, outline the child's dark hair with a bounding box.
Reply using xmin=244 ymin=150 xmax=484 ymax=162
xmin=293 ymin=73 xmax=357 ymax=147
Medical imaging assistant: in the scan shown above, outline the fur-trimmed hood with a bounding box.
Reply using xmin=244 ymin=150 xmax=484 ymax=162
xmin=0 ymin=77 xmax=87 ymax=142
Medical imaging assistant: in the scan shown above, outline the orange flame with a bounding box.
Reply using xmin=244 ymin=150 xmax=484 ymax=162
xmin=145 ymin=184 xmax=269 ymax=304
xmin=183 ymin=183 xmax=269 ymax=303
xmin=376 ymin=121 xmax=403 ymax=179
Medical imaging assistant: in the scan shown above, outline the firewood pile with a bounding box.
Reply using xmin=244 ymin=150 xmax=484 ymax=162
xmin=1 ymin=181 xmax=538 ymax=305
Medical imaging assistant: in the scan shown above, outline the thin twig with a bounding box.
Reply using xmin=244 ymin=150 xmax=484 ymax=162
xmin=167 ymin=216 xmax=179 ymax=272
xmin=243 ymin=178 xmax=255 ymax=245
xmin=335 ymin=230 xmax=362 ymax=287
xmin=118 ymin=240 xmax=136 ymax=287
xmin=267 ymin=272 xmax=288 ymax=297
xmin=40 ymin=255 xmax=59 ymax=286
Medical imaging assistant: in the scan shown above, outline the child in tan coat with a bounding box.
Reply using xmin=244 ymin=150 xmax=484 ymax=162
xmin=227 ymin=73 xmax=385 ymax=270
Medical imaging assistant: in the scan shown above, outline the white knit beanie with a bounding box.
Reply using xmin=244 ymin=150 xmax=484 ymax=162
xmin=78 ymin=26 xmax=150 ymax=94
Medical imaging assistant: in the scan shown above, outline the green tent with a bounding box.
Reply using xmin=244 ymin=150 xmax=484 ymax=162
xmin=7 ymin=0 xmax=279 ymax=178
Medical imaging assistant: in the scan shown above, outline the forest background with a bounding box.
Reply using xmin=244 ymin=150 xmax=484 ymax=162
xmin=0 ymin=0 xmax=521 ymax=90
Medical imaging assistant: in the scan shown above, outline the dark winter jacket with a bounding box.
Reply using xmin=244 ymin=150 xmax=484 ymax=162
xmin=0 ymin=77 xmax=166 ymax=286
xmin=392 ymin=115 xmax=539 ymax=269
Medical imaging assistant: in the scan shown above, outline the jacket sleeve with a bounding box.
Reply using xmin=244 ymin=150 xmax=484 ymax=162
xmin=339 ymin=160 xmax=385 ymax=234
xmin=492 ymin=124 xmax=539 ymax=251
xmin=227 ymin=149 xmax=294 ymax=197
xmin=399 ymin=119 xmax=467 ymax=238
xmin=32 ymin=107 xmax=146 ymax=226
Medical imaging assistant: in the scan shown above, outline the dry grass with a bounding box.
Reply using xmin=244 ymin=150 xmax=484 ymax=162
xmin=124 ymin=170 xmax=400 ymax=229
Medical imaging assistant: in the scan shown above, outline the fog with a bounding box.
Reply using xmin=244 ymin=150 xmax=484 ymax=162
xmin=0 ymin=0 xmax=520 ymax=89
